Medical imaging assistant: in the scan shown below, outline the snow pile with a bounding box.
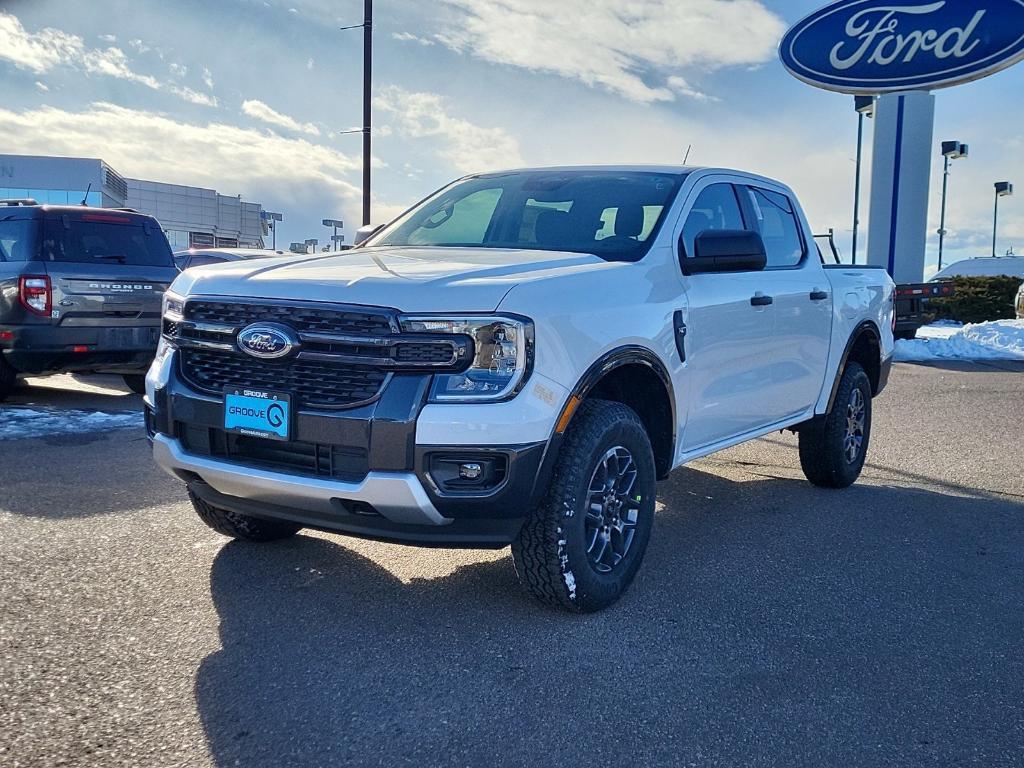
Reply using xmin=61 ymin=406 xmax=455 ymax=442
xmin=0 ymin=408 xmax=144 ymax=441
xmin=895 ymin=320 xmax=1024 ymax=362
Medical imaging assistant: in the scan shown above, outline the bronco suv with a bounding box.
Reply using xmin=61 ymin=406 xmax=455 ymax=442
xmin=0 ymin=201 xmax=177 ymax=398
xmin=148 ymin=167 xmax=895 ymax=612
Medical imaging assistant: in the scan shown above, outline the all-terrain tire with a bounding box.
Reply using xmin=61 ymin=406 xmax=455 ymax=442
xmin=512 ymin=399 xmax=657 ymax=613
xmin=0 ymin=356 xmax=17 ymax=403
xmin=798 ymin=361 xmax=873 ymax=489
xmin=122 ymin=374 xmax=147 ymax=395
xmin=188 ymin=488 xmax=302 ymax=542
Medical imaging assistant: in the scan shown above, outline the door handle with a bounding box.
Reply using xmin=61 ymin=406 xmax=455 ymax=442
xmin=750 ymin=294 xmax=774 ymax=307
xmin=809 ymin=290 xmax=829 ymax=301
xmin=672 ymin=310 xmax=687 ymax=363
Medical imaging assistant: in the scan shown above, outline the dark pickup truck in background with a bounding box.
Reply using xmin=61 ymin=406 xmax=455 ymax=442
xmin=815 ymin=231 xmax=954 ymax=340
xmin=0 ymin=200 xmax=178 ymax=400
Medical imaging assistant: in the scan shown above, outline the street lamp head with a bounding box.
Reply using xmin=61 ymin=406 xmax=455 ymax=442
xmin=996 ymin=182 xmax=1014 ymax=197
xmin=854 ymin=95 xmax=874 ymax=116
xmin=322 ymin=218 xmax=344 ymax=228
xmin=941 ymin=140 xmax=968 ymax=159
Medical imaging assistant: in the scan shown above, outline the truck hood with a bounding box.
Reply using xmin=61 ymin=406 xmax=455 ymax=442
xmin=173 ymin=246 xmax=616 ymax=312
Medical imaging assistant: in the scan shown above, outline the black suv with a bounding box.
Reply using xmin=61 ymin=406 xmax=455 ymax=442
xmin=0 ymin=200 xmax=178 ymax=400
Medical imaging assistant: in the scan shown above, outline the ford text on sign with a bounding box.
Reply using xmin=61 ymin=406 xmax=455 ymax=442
xmin=780 ymin=0 xmax=1024 ymax=93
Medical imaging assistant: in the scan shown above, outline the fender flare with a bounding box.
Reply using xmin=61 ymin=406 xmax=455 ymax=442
xmin=825 ymin=321 xmax=882 ymax=413
xmin=529 ymin=346 xmax=677 ymax=499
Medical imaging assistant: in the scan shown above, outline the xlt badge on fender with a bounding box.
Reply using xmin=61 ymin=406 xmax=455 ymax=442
xmin=237 ymin=323 xmax=299 ymax=360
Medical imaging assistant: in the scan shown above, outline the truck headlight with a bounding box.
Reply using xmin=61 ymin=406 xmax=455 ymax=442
xmin=162 ymin=291 xmax=184 ymax=324
xmin=399 ymin=315 xmax=534 ymax=402
xmin=161 ymin=290 xmax=184 ymax=344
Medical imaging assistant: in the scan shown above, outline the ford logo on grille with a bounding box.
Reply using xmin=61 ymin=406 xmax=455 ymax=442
xmin=237 ymin=323 xmax=299 ymax=360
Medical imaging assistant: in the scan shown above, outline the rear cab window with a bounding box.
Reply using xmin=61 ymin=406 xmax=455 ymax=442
xmin=42 ymin=212 xmax=175 ymax=267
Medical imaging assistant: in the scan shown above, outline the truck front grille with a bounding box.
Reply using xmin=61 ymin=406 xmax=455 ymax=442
xmin=180 ymin=349 xmax=388 ymax=408
xmin=169 ymin=299 xmax=471 ymax=410
xmin=184 ymin=300 xmax=396 ymax=336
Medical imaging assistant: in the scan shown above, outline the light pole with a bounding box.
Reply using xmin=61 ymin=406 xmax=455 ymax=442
xmin=937 ymin=141 xmax=968 ymax=271
xmin=852 ymin=95 xmax=874 ymax=265
xmin=322 ymin=218 xmax=344 ymax=251
xmin=340 ymin=0 xmax=372 ymax=226
xmin=993 ymin=182 xmax=1014 ymax=257
xmin=263 ymin=211 xmax=282 ymax=250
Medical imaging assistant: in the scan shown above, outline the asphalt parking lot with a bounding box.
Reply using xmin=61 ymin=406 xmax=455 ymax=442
xmin=1 ymin=363 xmax=1023 ymax=767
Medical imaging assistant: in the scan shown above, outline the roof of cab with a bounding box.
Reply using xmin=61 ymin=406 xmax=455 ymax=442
xmin=0 ymin=201 xmax=159 ymax=222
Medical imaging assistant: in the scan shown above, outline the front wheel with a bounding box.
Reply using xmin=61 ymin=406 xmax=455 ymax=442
xmin=798 ymin=361 xmax=872 ymax=489
xmin=189 ymin=488 xmax=302 ymax=542
xmin=0 ymin=356 xmax=16 ymax=402
xmin=512 ymin=400 xmax=657 ymax=613
xmin=122 ymin=374 xmax=147 ymax=395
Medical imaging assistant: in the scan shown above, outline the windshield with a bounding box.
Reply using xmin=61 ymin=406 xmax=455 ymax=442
xmin=42 ymin=216 xmax=175 ymax=267
xmin=367 ymin=170 xmax=685 ymax=262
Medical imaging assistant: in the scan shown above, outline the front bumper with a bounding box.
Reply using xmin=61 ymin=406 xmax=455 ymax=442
xmin=148 ymin=352 xmax=552 ymax=547
xmin=0 ymin=323 xmax=159 ymax=374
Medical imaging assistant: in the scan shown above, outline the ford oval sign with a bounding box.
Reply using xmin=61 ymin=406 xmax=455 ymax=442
xmin=237 ymin=323 xmax=299 ymax=360
xmin=780 ymin=0 xmax=1024 ymax=94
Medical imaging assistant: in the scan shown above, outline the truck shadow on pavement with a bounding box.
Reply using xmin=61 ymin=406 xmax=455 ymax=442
xmin=195 ymin=468 xmax=1024 ymax=767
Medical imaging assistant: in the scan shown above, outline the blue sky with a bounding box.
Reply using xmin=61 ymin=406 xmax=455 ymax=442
xmin=0 ymin=0 xmax=1021 ymax=270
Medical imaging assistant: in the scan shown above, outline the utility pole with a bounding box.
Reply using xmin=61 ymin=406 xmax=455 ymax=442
xmin=852 ymin=96 xmax=874 ymax=265
xmin=937 ymin=141 xmax=967 ymax=271
xmin=993 ymin=182 xmax=1014 ymax=258
xmin=341 ymin=1 xmax=373 ymax=226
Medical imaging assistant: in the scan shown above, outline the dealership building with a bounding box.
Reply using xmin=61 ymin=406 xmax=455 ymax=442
xmin=0 ymin=154 xmax=268 ymax=249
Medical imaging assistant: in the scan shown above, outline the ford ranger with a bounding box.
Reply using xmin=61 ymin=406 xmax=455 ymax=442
xmin=147 ymin=166 xmax=895 ymax=612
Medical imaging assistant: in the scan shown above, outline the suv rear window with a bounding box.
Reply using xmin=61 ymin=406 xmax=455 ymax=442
xmin=0 ymin=219 xmax=40 ymax=261
xmin=42 ymin=216 xmax=174 ymax=267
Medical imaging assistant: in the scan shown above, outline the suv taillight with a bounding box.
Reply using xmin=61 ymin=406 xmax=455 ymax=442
xmin=19 ymin=275 xmax=52 ymax=316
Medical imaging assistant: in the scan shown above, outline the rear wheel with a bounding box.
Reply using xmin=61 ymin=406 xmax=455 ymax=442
xmin=122 ymin=374 xmax=147 ymax=395
xmin=188 ymin=488 xmax=302 ymax=542
xmin=0 ymin=356 xmax=17 ymax=402
xmin=512 ymin=400 xmax=656 ymax=613
xmin=798 ymin=361 xmax=872 ymax=489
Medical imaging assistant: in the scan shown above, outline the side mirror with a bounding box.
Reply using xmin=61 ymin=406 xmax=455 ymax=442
xmin=683 ymin=230 xmax=767 ymax=275
xmin=353 ymin=224 xmax=383 ymax=247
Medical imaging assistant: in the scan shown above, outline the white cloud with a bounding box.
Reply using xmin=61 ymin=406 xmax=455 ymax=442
xmin=34 ymin=81 xmax=49 ymax=93
xmin=98 ymin=34 xmax=117 ymax=43
xmin=169 ymin=62 xmax=187 ymax=77
xmin=83 ymin=46 xmax=161 ymax=89
xmin=392 ymin=32 xmax=435 ymax=46
xmin=0 ymin=12 xmax=83 ymax=74
xmin=374 ymin=85 xmax=522 ymax=174
xmin=171 ymin=86 xmax=219 ymax=107
xmin=306 ymin=57 xmax=314 ymax=70
xmin=0 ymin=12 xmax=214 ymax=107
xmin=437 ymin=0 xmax=787 ymax=103
xmin=242 ymin=99 xmax=320 ymax=136
xmin=202 ymin=66 xmax=214 ymax=89
xmin=0 ymin=102 xmax=361 ymax=208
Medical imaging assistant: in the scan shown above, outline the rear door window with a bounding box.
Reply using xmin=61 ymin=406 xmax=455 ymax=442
xmin=42 ymin=216 xmax=175 ymax=267
xmin=745 ymin=187 xmax=805 ymax=268
xmin=0 ymin=219 xmax=39 ymax=261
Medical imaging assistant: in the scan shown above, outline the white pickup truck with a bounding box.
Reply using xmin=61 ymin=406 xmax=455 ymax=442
xmin=147 ymin=166 xmax=895 ymax=612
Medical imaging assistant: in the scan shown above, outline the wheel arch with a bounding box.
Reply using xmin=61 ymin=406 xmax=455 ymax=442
xmin=553 ymin=346 xmax=676 ymax=480
xmin=826 ymin=321 xmax=883 ymax=412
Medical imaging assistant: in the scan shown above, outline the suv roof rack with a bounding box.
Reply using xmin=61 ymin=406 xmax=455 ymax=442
xmin=0 ymin=199 xmax=39 ymax=207
xmin=111 ymin=207 xmax=141 ymax=213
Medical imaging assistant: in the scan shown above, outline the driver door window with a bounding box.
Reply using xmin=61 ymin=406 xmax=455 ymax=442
xmin=680 ymin=184 xmax=745 ymax=259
